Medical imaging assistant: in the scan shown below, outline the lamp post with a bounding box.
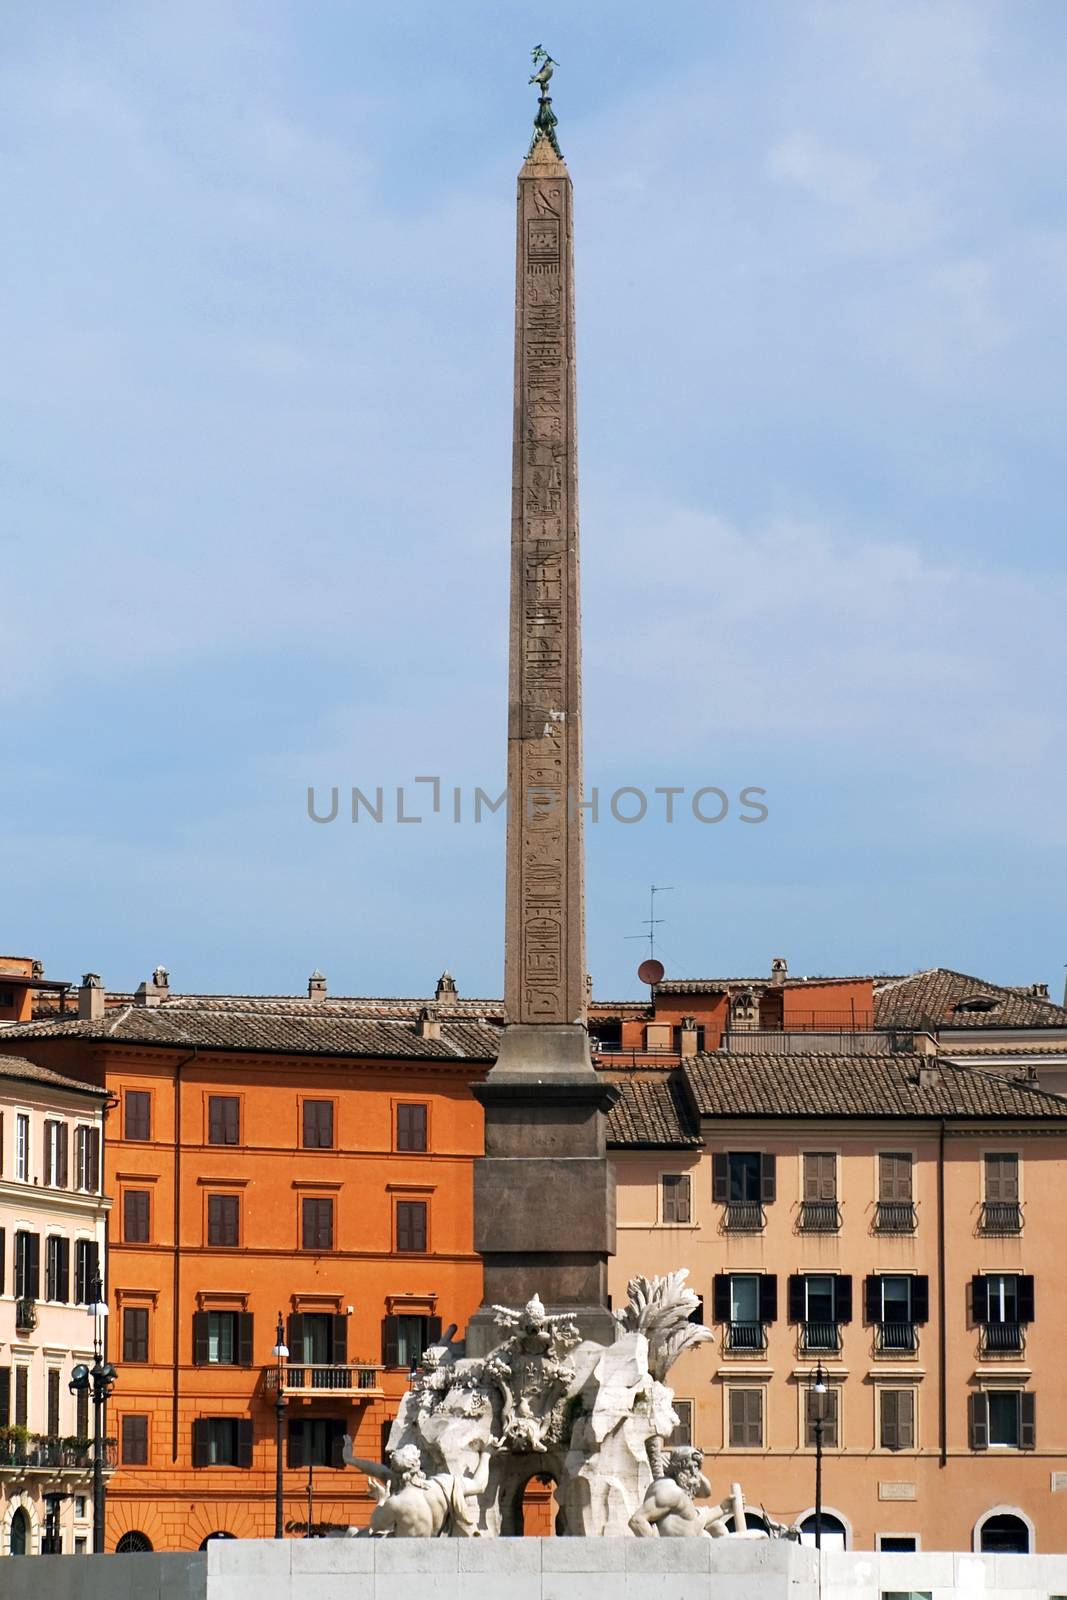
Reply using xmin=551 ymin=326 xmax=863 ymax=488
xmin=809 ymin=1361 xmax=828 ymax=1552
xmin=69 ymin=1272 xmax=117 ymax=1554
xmin=272 ymin=1313 xmax=289 ymax=1540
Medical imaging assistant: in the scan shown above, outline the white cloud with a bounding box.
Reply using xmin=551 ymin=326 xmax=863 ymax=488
xmin=767 ymin=129 xmax=940 ymax=255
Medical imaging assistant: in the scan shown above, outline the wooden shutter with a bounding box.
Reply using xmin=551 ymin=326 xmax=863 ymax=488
xmin=287 ymin=1313 xmax=305 ymax=1359
xmin=712 ymin=1153 xmax=729 ymax=1202
xmin=1020 ymin=1391 xmax=1036 ymax=1449
xmin=15 ymin=1365 xmax=28 ymax=1425
xmin=729 ymin=1388 xmax=762 ymax=1448
xmin=193 ymin=1311 xmax=211 ymax=1365
xmin=676 ymin=1174 xmax=692 ymax=1223
xmin=804 ymin=1152 xmax=836 ymax=1200
xmin=758 ymin=1274 xmax=777 ymax=1324
xmin=55 ymin=1238 xmax=69 ymax=1303
xmin=331 ymin=1315 xmax=348 ymax=1365
xmin=712 ymin=1275 xmax=731 ymax=1324
xmin=125 ymin=1092 xmax=150 ymax=1142
xmin=879 ymin=1152 xmax=912 ymax=1201
xmin=47 ymin=1368 xmax=60 ymax=1435
xmin=397 ymin=1201 xmax=426 ymax=1252
xmin=426 ymin=1315 xmax=443 ymax=1346
xmin=329 ymin=1420 xmax=347 ymax=1468
xmin=236 ymin=1418 xmax=254 ymax=1468
xmin=287 ymin=1421 xmax=304 ymax=1469
xmin=382 ymin=1315 xmax=401 ymax=1367
xmin=808 ymin=1387 xmax=839 ymax=1448
xmin=397 ymin=1103 xmax=428 ymax=1152
xmin=787 ymin=1275 xmax=806 ymax=1324
xmin=125 ymin=1190 xmax=149 ymax=1243
xmin=969 ymin=1392 xmax=988 ymax=1450
xmin=881 ymin=1389 xmax=899 ymax=1450
xmin=911 ymin=1276 xmax=929 ymax=1324
xmin=76 ymin=1385 xmax=88 ymax=1440
xmin=0 ymin=1231 xmax=5 ymax=1298
xmin=27 ymin=1233 xmax=40 ymax=1299
xmin=864 ymin=1275 xmax=881 ymax=1323
xmin=760 ymin=1153 xmax=777 ymax=1203
xmin=44 ymin=1121 xmax=54 ymax=1186
xmin=836 ymin=1275 xmax=853 ymax=1324
xmin=89 ymin=1128 xmax=100 ymax=1192
xmin=303 ymin=1100 xmax=333 ymax=1149
xmin=897 ymin=1389 xmax=914 ymax=1449
xmin=124 ymin=1307 xmax=148 ymax=1363
xmin=57 ymin=1123 xmax=68 ymax=1187
xmin=1017 ymin=1275 xmax=1035 ymax=1323
xmin=0 ymin=1368 xmax=9 ymax=1429
xmin=662 ymin=1175 xmax=677 ymax=1223
xmin=192 ymin=1419 xmax=210 ymax=1468
xmin=238 ymin=1313 xmax=254 ymax=1367
xmin=986 ymin=1153 xmax=1019 ymax=1201
xmin=45 ymin=1237 xmax=57 ymax=1301
xmin=971 ymin=1275 xmax=989 ymax=1323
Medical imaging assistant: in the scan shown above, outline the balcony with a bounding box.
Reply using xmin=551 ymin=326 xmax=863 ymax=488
xmin=800 ymin=1321 xmax=842 ymax=1354
xmin=724 ymin=1322 xmax=767 ymax=1355
xmin=266 ymin=1362 xmax=385 ymax=1399
xmin=0 ymin=1434 xmax=116 ymax=1474
xmin=14 ymin=1298 xmax=37 ymax=1334
xmin=980 ymin=1201 xmax=1023 ymax=1236
xmin=875 ymin=1321 xmax=918 ymax=1355
xmin=798 ymin=1200 xmax=841 ymax=1234
xmin=874 ymin=1202 xmax=917 ymax=1235
xmin=980 ymin=1321 xmax=1025 ymax=1356
xmin=723 ymin=1201 xmax=765 ymax=1234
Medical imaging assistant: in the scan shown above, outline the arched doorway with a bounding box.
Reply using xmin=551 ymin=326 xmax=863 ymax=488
xmin=10 ymin=1508 xmax=29 ymax=1555
xmin=200 ymin=1532 xmax=237 ymax=1549
xmin=511 ymin=1473 xmax=560 ymax=1536
xmin=977 ymin=1511 xmax=1031 ymax=1554
xmin=116 ymin=1530 xmax=154 ymax=1553
xmin=725 ymin=1510 xmax=772 ymax=1536
xmin=799 ymin=1511 xmax=849 ymax=1550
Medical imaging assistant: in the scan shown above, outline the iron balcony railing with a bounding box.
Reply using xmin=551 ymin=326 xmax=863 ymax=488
xmin=876 ymin=1321 xmax=919 ymax=1354
xmin=723 ymin=1201 xmax=766 ymax=1233
xmin=801 ymin=1321 xmax=842 ymax=1354
xmin=798 ymin=1200 xmax=841 ymax=1233
xmin=981 ymin=1321 xmax=1025 ymax=1355
xmin=724 ymin=1321 xmax=767 ymax=1354
xmin=980 ymin=1201 xmax=1023 ymax=1235
xmin=266 ymin=1362 xmax=385 ymax=1398
xmin=874 ymin=1201 xmax=917 ymax=1234
xmin=0 ymin=1435 xmax=116 ymax=1471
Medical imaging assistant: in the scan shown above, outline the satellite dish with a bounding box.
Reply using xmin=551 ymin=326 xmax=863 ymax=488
xmin=638 ymin=958 xmax=665 ymax=987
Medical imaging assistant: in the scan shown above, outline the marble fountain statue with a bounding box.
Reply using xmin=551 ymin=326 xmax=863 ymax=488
xmin=341 ymin=1271 xmax=799 ymax=1540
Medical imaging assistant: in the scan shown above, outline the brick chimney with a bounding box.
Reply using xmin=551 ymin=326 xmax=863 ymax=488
xmin=679 ymin=1016 xmax=699 ymax=1057
xmin=770 ymin=957 xmax=788 ymax=985
xmin=416 ymin=1004 xmax=442 ymax=1041
xmin=78 ymin=973 xmax=105 ymax=1021
xmin=308 ymin=970 xmax=327 ymax=1000
xmin=134 ymin=965 xmax=171 ymax=1007
xmin=435 ymin=971 xmax=458 ymax=1004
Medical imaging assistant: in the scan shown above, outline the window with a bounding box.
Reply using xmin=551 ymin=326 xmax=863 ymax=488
xmin=302 ymin=1100 xmax=334 ymax=1149
xmin=301 ymin=1196 xmax=334 ymax=1251
xmin=44 ymin=1120 xmax=69 ymax=1187
xmin=74 ymin=1126 xmax=100 ymax=1192
xmin=286 ymin=1417 xmax=346 ymax=1468
xmin=876 ymin=1153 xmax=915 ymax=1231
xmin=382 ymin=1313 xmax=441 ymax=1369
xmin=728 ymin=1387 xmax=764 ymax=1447
xmin=805 ymin=1385 xmax=839 ymax=1448
xmin=288 ymin=1312 xmax=348 ymax=1376
xmin=123 ymin=1306 xmax=150 ymax=1363
xmin=800 ymin=1153 xmax=839 ymax=1231
xmin=714 ymin=1272 xmax=776 ymax=1351
xmin=45 ymin=1236 xmax=70 ymax=1302
xmin=207 ymin=1096 xmax=240 ymax=1146
xmin=10 ymin=1508 xmax=28 ymax=1556
xmin=982 ymin=1154 xmax=1022 ymax=1232
xmin=193 ymin=1310 xmax=253 ymax=1367
xmin=192 ymin=1417 xmax=253 ymax=1468
xmin=878 ymin=1537 xmax=918 ymax=1553
xmin=14 ymin=1230 xmax=40 ymax=1300
xmin=75 ymin=1538 xmax=88 ymax=1555
xmin=973 ymin=1273 xmax=1032 ymax=1353
xmin=396 ymin=1199 xmax=428 ymax=1253
xmin=661 ymin=1173 xmax=692 ymax=1223
xmin=396 ymin=1103 xmax=428 ymax=1152
xmin=207 ymin=1193 xmax=240 ymax=1247
xmin=124 ymin=1091 xmax=151 ymax=1142
xmin=16 ymin=1112 xmax=29 ymax=1180
xmin=713 ymin=1152 xmax=775 ymax=1230
xmin=669 ymin=1400 xmax=693 ymax=1446
xmin=970 ymin=1390 xmax=1035 ymax=1450
xmin=116 ymin=1532 xmax=153 ymax=1554
xmin=47 ymin=1368 xmax=60 ymax=1436
xmin=880 ymin=1389 xmax=916 ymax=1451
xmin=788 ymin=1273 xmax=851 ymax=1352
xmin=74 ymin=1240 xmax=99 ymax=1305
xmin=977 ymin=1511 xmax=1030 ymax=1554
xmin=799 ymin=1511 xmax=848 ymax=1550
xmin=866 ymin=1274 xmax=927 ymax=1351
xmin=124 ymin=1190 xmax=151 ymax=1244
xmin=74 ymin=1498 xmax=87 ymax=1520
xmin=122 ymin=1414 xmax=149 ymax=1465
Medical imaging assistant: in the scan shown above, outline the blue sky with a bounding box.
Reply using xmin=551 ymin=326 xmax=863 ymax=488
xmin=3 ymin=1 xmax=1065 ymax=1003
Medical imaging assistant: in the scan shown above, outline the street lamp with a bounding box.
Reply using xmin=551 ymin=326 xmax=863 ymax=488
xmin=271 ymin=1313 xmax=289 ymax=1540
xmin=808 ymin=1362 xmax=828 ymax=1552
xmin=69 ymin=1272 xmax=117 ymax=1553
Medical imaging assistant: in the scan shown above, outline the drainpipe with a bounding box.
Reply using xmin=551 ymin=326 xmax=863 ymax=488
xmin=938 ymin=1118 xmax=947 ymax=1468
xmin=172 ymin=1048 xmax=198 ymax=1462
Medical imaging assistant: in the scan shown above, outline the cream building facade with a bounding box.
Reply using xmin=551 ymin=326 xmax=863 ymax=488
xmin=0 ymin=1055 xmax=109 ymax=1556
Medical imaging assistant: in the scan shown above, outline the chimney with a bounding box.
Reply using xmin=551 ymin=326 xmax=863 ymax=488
xmin=917 ymin=1058 xmax=941 ymax=1090
xmin=770 ymin=957 xmax=788 ymax=985
xmin=913 ymin=1031 xmax=938 ymax=1057
xmin=416 ymin=1004 xmax=442 ymax=1041
xmin=308 ymin=970 xmax=327 ymax=1001
xmin=679 ymin=1016 xmax=699 ymax=1057
xmin=1028 ymin=982 xmax=1049 ymax=1001
xmin=78 ymin=973 xmax=105 ymax=1021
xmin=153 ymin=965 xmax=170 ymax=997
xmin=435 ymin=971 xmax=458 ymax=1004
xmin=134 ymin=965 xmax=171 ymax=1007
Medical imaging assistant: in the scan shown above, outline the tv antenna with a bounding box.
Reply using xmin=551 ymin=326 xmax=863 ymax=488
xmin=627 ymin=885 xmax=673 ymax=993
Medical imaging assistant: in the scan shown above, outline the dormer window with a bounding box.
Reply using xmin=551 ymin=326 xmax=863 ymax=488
xmin=954 ymin=995 xmax=999 ymax=1014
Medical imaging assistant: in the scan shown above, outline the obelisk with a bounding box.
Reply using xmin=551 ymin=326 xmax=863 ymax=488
xmin=467 ymin=60 xmax=619 ymax=1355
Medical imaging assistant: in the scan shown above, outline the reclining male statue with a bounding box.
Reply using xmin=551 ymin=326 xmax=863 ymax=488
xmin=341 ymin=1437 xmax=490 ymax=1537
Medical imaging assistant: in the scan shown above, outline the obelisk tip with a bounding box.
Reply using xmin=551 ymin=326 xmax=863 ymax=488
xmin=527 ymin=45 xmax=563 ymax=160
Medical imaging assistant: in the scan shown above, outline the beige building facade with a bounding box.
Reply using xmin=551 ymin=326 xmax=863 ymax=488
xmin=0 ymin=1056 xmax=110 ymax=1555
xmin=608 ymin=1052 xmax=1067 ymax=1555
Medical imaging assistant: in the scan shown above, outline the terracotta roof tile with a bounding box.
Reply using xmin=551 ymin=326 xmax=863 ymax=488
xmin=606 ymin=1073 xmax=701 ymax=1148
xmin=874 ymin=969 xmax=1067 ymax=1030
xmin=0 ymin=1053 xmax=109 ymax=1098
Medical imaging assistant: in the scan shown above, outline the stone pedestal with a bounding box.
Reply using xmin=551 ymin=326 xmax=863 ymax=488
xmin=466 ymin=1024 xmax=619 ymax=1356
